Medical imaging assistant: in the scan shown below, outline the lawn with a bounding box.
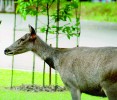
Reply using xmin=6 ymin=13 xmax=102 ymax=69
xmin=81 ymin=2 xmax=117 ymax=22
xmin=0 ymin=69 xmax=108 ymax=100
xmin=0 ymin=89 xmax=107 ymax=100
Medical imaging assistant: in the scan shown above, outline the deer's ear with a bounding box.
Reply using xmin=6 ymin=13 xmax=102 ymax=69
xmin=29 ymin=25 xmax=36 ymax=40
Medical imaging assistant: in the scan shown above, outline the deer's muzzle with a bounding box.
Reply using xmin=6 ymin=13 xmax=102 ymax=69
xmin=4 ymin=48 xmax=13 ymax=55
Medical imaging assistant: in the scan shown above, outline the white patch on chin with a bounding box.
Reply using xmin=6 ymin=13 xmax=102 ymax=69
xmin=5 ymin=52 xmax=14 ymax=56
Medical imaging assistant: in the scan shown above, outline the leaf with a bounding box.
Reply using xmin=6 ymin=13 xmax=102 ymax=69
xmin=74 ymin=33 xmax=80 ymax=37
xmin=49 ymin=30 xmax=55 ymax=34
xmin=29 ymin=0 xmax=33 ymax=4
xmin=40 ymin=27 xmax=46 ymax=33
xmin=71 ymin=1 xmax=79 ymax=8
xmin=67 ymin=15 xmax=72 ymax=22
xmin=67 ymin=34 xmax=71 ymax=39
xmin=52 ymin=25 xmax=57 ymax=28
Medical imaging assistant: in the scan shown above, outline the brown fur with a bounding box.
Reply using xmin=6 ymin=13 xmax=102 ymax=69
xmin=104 ymin=70 xmax=117 ymax=83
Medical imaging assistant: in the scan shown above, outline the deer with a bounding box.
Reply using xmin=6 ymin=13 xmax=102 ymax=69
xmin=4 ymin=25 xmax=117 ymax=100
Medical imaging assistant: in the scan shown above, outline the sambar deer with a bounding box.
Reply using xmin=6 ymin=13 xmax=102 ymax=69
xmin=4 ymin=25 xmax=117 ymax=100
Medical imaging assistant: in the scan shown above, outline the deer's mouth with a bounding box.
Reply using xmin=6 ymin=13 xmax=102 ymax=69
xmin=4 ymin=49 xmax=14 ymax=56
xmin=4 ymin=47 xmax=29 ymax=56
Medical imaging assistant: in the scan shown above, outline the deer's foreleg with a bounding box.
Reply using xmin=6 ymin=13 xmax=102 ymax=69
xmin=70 ymin=88 xmax=81 ymax=100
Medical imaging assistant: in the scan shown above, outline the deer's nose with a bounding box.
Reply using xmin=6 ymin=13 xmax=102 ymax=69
xmin=4 ymin=48 xmax=11 ymax=54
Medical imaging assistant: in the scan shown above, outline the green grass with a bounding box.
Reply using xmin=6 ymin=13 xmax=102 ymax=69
xmin=0 ymin=88 xmax=107 ymax=100
xmin=0 ymin=89 xmax=71 ymax=100
xmin=0 ymin=69 xmax=64 ymax=87
xmin=0 ymin=69 xmax=108 ymax=100
xmin=81 ymin=2 xmax=117 ymax=22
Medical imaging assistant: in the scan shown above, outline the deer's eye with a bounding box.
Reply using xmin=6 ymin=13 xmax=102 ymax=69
xmin=18 ymin=38 xmax=25 ymax=44
xmin=21 ymin=38 xmax=25 ymax=41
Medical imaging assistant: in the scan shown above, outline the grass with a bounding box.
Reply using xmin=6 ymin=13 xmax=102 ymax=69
xmin=0 ymin=89 xmax=71 ymax=100
xmin=0 ymin=88 xmax=108 ymax=100
xmin=0 ymin=69 xmax=108 ymax=100
xmin=81 ymin=2 xmax=117 ymax=22
xmin=0 ymin=69 xmax=64 ymax=87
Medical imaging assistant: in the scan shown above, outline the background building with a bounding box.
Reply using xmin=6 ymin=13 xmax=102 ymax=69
xmin=0 ymin=0 xmax=14 ymax=12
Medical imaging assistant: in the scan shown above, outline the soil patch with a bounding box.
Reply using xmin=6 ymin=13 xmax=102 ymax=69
xmin=9 ymin=84 xmax=67 ymax=92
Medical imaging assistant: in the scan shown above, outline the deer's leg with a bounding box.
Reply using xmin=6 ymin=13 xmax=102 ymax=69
xmin=102 ymin=82 xmax=117 ymax=100
xmin=70 ymin=88 xmax=81 ymax=100
xmin=105 ymin=86 xmax=117 ymax=100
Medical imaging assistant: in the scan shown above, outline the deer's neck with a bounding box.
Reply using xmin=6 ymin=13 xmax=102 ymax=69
xmin=32 ymin=36 xmax=55 ymax=69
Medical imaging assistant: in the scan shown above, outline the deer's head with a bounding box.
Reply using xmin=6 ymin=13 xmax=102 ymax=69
xmin=4 ymin=25 xmax=37 ymax=55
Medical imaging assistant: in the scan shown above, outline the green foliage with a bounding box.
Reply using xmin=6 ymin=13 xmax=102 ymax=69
xmin=16 ymin=0 xmax=40 ymax=19
xmin=51 ymin=4 xmax=72 ymax=22
xmin=16 ymin=0 xmax=80 ymax=39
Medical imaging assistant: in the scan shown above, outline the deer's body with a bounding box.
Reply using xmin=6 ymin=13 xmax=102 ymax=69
xmin=4 ymin=25 xmax=117 ymax=100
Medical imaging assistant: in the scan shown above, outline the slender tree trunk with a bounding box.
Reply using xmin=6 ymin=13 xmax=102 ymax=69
xmin=55 ymin=0 xmax=60 ymax=90
xmin=32 ymin=1 xmax=38 ymax=86
xmin=11 ymin=1 xmax=16 ymax=88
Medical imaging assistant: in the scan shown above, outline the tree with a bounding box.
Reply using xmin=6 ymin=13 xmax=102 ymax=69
xmin=16 ymin=0 xmax=80 ymax=39
xmin=16 ymin=0 xmax=81 ymax=87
